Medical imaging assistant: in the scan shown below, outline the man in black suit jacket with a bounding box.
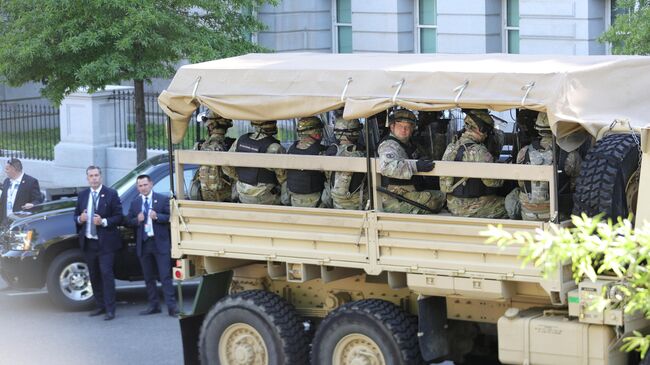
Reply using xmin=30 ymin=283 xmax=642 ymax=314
xmin=73 ymin=166 xmax=123 ymax=321
xmin=126 ymin=174 xmax=178 ymax=317
xmin=1 ymin=158 xmax=42 ymax=225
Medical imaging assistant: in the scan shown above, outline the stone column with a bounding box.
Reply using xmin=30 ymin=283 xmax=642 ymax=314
xmin=53 ymin=85 xmax=134 ymax=187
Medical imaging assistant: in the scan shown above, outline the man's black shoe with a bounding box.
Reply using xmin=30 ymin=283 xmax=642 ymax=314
xmin=89 ymin=308 xmax=106 ymax=317
xmin=104 ymin=312 xmax=115 ymax=321
xmin=168 ymin=308 xmax=180 ymax=317
xmin=139 ymin=307 xmax=161 ymax=315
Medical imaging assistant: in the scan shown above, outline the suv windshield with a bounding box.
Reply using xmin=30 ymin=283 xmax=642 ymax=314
xmin=111 ymin=159 xmax=154 ymax=197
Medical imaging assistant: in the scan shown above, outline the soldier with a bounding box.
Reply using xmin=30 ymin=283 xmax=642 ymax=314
xmin=325 ymin=117 xmax=367 ymax=210
xmin=222 ymin=120 xmax=288 ymax=205
xmin=440 ymin=109 xmax=507 ymax=218
xmin=286 ymin=116 xmax=328 ymax=207
xmin=191 ymin=110 xmax=235 ymax=202
xmin=505 ymin=112 xmax=583 ymax=220
xmin=378 ymin=109 xmax=445 ymax=214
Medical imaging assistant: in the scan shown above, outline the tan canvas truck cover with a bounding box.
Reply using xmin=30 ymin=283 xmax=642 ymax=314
xmin=158 ymin=53 xmax=650 ymax=146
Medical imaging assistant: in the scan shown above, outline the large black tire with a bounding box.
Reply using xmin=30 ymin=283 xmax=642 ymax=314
xmin=45 ymin=249 xmax=94 ymax=311
xmin=198 ymin=290 xmax=309 ymax=365
xmin=573 ymin=133 xmax=640 ymax=219
xmin=311 ymin=299 xmax=422 ymax=365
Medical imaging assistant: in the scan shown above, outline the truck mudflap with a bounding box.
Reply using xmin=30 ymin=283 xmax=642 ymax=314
xmin=179 ymin=270 xmax=233 ymax=365
xmin=418 ymin=296 xmax=449 ymax=362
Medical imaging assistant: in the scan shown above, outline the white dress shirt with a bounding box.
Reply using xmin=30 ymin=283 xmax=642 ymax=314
xmin=5 ymin=173 xmax=24 ymax=216
xmin=141 ymin=192 xmax=154 ymax=237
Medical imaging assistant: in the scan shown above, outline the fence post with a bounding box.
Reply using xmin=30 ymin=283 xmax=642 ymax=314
xmin=53 ymin=85 xmax=134 ymax=187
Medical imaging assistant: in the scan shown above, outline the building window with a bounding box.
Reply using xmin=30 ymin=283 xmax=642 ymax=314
xmin=416 ymin=0 xmax=437 ymax=53
xmin=503 ymin=0 xmax=519 ymax=54
xmin=334 ymin=0 xmax=352 ymax=53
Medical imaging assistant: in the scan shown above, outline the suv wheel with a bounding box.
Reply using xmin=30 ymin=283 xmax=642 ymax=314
xmin=46 ymin=249 xmax=94 ymax=311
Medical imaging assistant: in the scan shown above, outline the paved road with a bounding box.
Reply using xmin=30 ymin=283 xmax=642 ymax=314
xmin=0 ymin=277 xmax=197 ymax=365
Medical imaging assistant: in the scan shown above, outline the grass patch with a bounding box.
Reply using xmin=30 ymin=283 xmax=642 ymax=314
xmin=0 ymin=127 xmax=59 ymax=160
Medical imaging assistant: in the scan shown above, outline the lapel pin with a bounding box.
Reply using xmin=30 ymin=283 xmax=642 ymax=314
xmin=154 ymin=200 xmax=158 ymax=203
xmin=101 ymin=194 xmax=105 ymax=198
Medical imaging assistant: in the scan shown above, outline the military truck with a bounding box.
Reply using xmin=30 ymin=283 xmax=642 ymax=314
xmin=158 ymin=53 xmax=650 ymax=365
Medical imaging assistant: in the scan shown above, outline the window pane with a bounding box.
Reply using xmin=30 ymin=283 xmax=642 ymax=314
xmin=337 ymin=0 xmax=351 ymax=24
xmin=507 ymin=0 xmax=519 ymax=27
xmin=338 ymin=26 xmax=352 ymax=53
xmin=420 ymin=28 xmax=437 ymax=53
xmin=419 ymin=0 xmax=437 ymax=26
xmin=508 ymin=29 xmax=520 ymax=54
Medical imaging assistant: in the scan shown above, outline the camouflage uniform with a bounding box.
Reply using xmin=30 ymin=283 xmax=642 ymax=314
xmin=192 ymin=111 xmax=234 ymax=202
xmin=223 ymin=121 xmax=289 ymax=205
xmin=505 ymin=113 xmax=583 ymax=221
xmin=287 ymin=117 xmax=329 ymax=208
xmin=379 ymin=110 xmax=445 ymax=214
xmin=440 ymin=109 xmax=507 ymax=218
xmin=327 ymin=118 xmax=367 ymax=210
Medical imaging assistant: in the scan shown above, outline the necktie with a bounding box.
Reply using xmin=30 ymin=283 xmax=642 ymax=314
xmin=89 ymin=191 xmax=98 ymax=236
xmin=7 ymin=182 xmax=17 ymax=212
xmin=143 ymin=197 xmax=153 ymax=236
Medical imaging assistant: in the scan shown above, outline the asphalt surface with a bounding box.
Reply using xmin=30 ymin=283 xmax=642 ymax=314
xmin=0 ymin=277 xmax=197 ymax=365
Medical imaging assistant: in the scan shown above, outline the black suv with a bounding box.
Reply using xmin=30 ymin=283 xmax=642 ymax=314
xmin=0 ymin=154 xmax=197 ymax=310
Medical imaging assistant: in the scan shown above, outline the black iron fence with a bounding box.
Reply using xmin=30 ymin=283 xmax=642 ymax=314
xmin=112 ymin=90 xmax=202 ymax=150
xmin=0 ymin=103 xmax=60 ymax=161
xmin=112 ymin=90 xmax=299 ymax=151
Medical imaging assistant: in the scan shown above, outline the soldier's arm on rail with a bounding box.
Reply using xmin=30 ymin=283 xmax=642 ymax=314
xmin=221 ymin=138 xmax=239 ymax=179
xmin=465 ymin=144 xmax=504 ymax=188
xmin=378 ymin=141 xmax=417 ymax=179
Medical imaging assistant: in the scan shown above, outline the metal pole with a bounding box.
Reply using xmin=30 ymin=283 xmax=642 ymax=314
xmin=364 ymin=117 xmax=374 ymax=208
xmin=167 ymin=116 xmax=175 ymax=198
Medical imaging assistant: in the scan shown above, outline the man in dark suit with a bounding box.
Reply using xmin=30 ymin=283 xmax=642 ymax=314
xmin=73 ymin=166 xmax=122 ymax=321
xmin=1 ymin=158 xmax=42 ymax=225
xmin=126 ymin=174 xmax=178 ymax=317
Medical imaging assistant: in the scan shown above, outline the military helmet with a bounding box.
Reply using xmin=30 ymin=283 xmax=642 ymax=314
xmin=203 ymin=110 xmax=233 ymax=130
xmin=534 ymin=112 xmax=551 ymax=131
xmin=463 ymin=109 xmax=494 ymax=132
xmin=388 ymin=109 xmax=417 ymax=125
xmin=334 ymin=117 xmax=362 ymax=140
xmin=296 ymin=116 xmax=324 ymax=134
xmin=250 ymin=120 xmax=278 ymax=134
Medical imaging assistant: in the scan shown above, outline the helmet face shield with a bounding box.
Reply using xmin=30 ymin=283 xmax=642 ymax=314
xmin=251 ymin=120 xmax=278 ymax=135
xmin=333 ymin=118 xmax=362 ymax=142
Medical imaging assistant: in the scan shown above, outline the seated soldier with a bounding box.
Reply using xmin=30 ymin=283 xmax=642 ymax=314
xmin=440 ymin=109 xmax=508 ymax=218
xmin=505 ymin=112 xmax=583 ymax=221
xmin=325 ymin=117 xmax=367 ymax=210
xmin=191 ymin=110 xmax=235 ymax=202
xmin=378 ymin=109 xmax=445 ymax=214
xmin=287 ymin=116 xmax=328 ymax=208
xmin=222 ymin=120 xmax=288 ymax=205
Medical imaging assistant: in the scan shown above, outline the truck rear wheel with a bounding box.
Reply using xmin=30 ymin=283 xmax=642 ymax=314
xmin=46 ymin=249 xmax=94 ymax=311
xmin=311 ymin=299 xmax=422 ymax=365
xmin=198 ymin=290 xmax=309 ymax=365
xmin=573 ymin=133 xmax=640 ymax=219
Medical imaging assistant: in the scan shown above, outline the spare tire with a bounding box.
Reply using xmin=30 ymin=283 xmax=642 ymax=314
xmin=573 ymin=133 xmax=640 ymax=219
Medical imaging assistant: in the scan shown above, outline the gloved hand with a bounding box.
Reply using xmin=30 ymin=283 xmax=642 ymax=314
xmin=416 ymin=159 xmax=434 ymax=172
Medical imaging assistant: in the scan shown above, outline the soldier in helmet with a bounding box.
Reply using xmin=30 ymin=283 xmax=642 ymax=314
xmin=222 ymin=120 xmax=288 ymax=205
xmin=440 ymin=109 xmax=507 ymax=218
xmin=325 ymin=117 xmax=367 ymax=210
xmin=378 ymin=109 xmax=445 ymax=214
xmin=286 ymin=116 xmax=328 ymax=207
xmin=505 ymin=112 xmax=583 ymax=220
xmin=191 ymin=110 xmax=235 ymax=202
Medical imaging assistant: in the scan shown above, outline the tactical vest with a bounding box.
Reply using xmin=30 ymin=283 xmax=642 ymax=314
xmin=451 ymin=142 xmax=498 ymax=198
xmin=380 ymin=136 xmax=418 ymax=187
xmin=287 ymin=140 xmax=326 ymax=194
xmin=235 ymin=133 xmax=280 ymax=186
xmin=522 ymin=139 xmax=553 ymax=204
xmin=330 ymin=144 xmax=366 ymax=195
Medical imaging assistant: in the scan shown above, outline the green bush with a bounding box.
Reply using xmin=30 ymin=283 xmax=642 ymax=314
xmin=484 ymin=215 xmax=650 ymax=358
xmin=0 ymin=127 xmax=59 ymax=160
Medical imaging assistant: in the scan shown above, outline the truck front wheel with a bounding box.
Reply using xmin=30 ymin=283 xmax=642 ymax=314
xmin=45 ymin=249 xmax=94 ymax=311
xmin=198 ymin=290 xmax=309 ymax=365
xmin=311 ymin=299 xmax=422 ymax=365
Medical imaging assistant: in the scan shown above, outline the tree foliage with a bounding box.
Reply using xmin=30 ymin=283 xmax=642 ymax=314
xmin=484 ymin=215 xmax=650 ymax=358
xmin=0 ymin=0 xmax=273 ymax=104
xmin=600 ymin=0 xmax=650 ymax=55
